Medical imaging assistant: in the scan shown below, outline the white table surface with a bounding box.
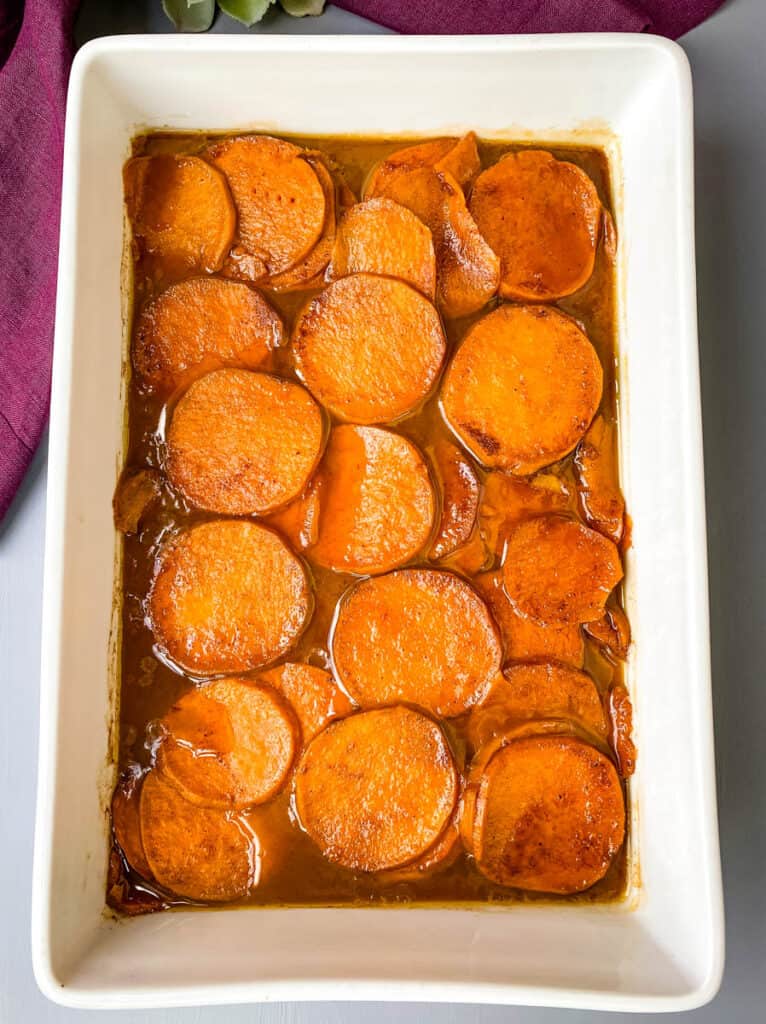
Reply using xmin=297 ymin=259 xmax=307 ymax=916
xmin=2 ymin=0 xmax=765 ymax=1020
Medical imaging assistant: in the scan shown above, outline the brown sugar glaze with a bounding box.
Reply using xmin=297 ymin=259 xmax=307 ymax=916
xmin=111 ymin=133 xmax=630 ymax=912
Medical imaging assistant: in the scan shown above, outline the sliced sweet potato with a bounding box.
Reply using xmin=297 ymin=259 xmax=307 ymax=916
xmin=166 ymin=369 xmax=324 ymax=516
xmin=382 ymin=815 xmax=461 ymax=883
xmin=467 ymin=662 xmax=608 ymax=755
xmin=139 ymin=771 xmax=259 ymax=902
xmin=258 ymin=662 xmax=355 ymax=742
xmin=584 ymin=605 xmax=631 ymax=661
xmin=267 ymin=157 xmax=336 ymax=292
xmin=156 ymin=678 xmax=298 ymax=809
xmin=608 ymin=683 xmax=637 ymax=778
xmin=365 ymin=134 xmax=479 ymax=196
xmin=207 ymin=135 xmax=326 ymax=276
xmin=440 ymin=531 xmax=490 ymax=576
xmin=332 ymin=569 xmax=501 ymax=717
xmin=292 ymin=273 xmax=445 ymax=424
xmin=469 ymin=149 xmax=602 ymax=301
xmin=473 ymin=571 xmax=585 ymax=667
xmin=132 ymin=277 xmax=281 ymax=395
xmin=307 ymin=425 xmax=434 ymax=575
xmin=574 ymin=414 xmax=625 ymax=544
xmin=478 ymin=471 xmax=572 ymax=559
xmin=429 ymin=439 xmax=480 ymax=561
xmin=111 ymin=768 xmax=153 ymax=879
xmin=113 ymin=467 xmax=162 ymax=535
xmin=148 ymin=520 xmax=311 ymax=675
xmin=442 ymin=304 xmax=603 ymax=474
xmin=471 ymin=735 xmax=625 ymax=892
xmin=294 ymin=706 xmax=458 ymax=872
xmin=264 ymin=476 xmax=323 ymax=551
xmin=369 ymin=166 xmax=499 ymax=318
xmin=124 ymin=154 xmax=235 ymax=274
xmin=502 ymin=516 xmax=623 ymax=626
xmin=330 ymin=198 xmax=436 ymax=299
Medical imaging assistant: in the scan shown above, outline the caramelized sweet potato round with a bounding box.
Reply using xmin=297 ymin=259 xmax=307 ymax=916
xmin=365 ymin=133 xmax=479 ymax=196
xmin=478 ymin=471 xmax=573 ymax=559
xmin=502 ymin=516 xmax=623 ymax=626
xmin=148 ymin=520 xmax=311 ymax=675
xmin=332 ymin=569 xmax=501 ymax=717
xmin=470 ymin=735 xmax=625 ymax=892
xmin=132 ymin=277 xmax=281 ymax=395
xmin=330 ymin=198 xmax=436 ymax=299
xmin=124 ymin=154 xmax=235 ymax=274
xmin=469 ymin=149 xmax=602 ymax=301
xmin=111 ymin=769 xmax=153 ymax=880
xmin=428 ymin=439 xmax=480 ymax=562
xmin=307 ymin=425 xmax=434 ymax=575
xmin=294 ymin=706 xmax=458 ymax=871
xmin=442 ymin=304 xmax=603 ymax=474
xmin=156 ymin=679 xmax=298 ymax=809
xmin=140 ymin=771 xmax=259 ymax=902
xmin=293 ymin=273 xmax=445 ymax=424
xmin=207 ymin=135 xmax=326 ymax=276
xmin=574 ymin=414 xmax=625 ymax=544
xmin=166 ymin=369 xmax=324 ymax=516
xmin=267 ymin=157 xmax=337 ymax=292
xmin=584 ymin=605 xmax=631 ymax=662
xmin=258 ymin=662 xmax=355 ymax=742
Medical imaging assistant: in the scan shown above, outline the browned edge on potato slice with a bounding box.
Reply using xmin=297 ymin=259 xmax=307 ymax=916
xmin=428 ymin=439 xmax=481 ymax=562
xmin=365 ymin=133 xmax=479 ymax=196
xmin=113 ymin=467 xmax=162 ymax=535
xmin=473 ymin=570 xmax=585 ymax=667
xmin=441 ymin=304 xmax=603 ymax=474
xmin=139 ymin=770 xmax=259 ymax=902
xmin=148 ymin=519 xmax=312 ymax=675
xmin=574 ymin=414 xmax=625 ymax=544
xmin=332 ymin=568 xmax=501 ymax=718
xmin=470 ymin=734 xmax=625 ymax=892
xmin=155 ymin=678 xmax=299 ymax=809
xmin=502 ymin=515 xmax=623 ymax=626
xmin=292 ymin=273 xmax=446 ymax=424
xmin=165 ymin=369 xmax=324 ymax=516
xmin=294 ymin=705 xmax=458 ymax=872
xmin=329 ymin=198 xmax=437 ymax=299
xmin=607 ymin=683 xmax=637 ymax=778
xmin=267 ymin=156 xmax=337 ymax=292
xmin=258 ymin=662 xmax=355 ymax=742
xmin=111 ymin=766 xmax=153 ymax=880
xmin=207 ymin=134 xmax=327 ymax=276
xmin=469 ymin=149 xmax=602 ymax=301
xmin=306 ymin=425 xmax=435 ymax=575
xmin=132 ymin=277 xmax=282 ymax=395
xmin=124 ymin=154 xmax=235 ymax=274
xmin=584 ymin=604 xmax=631 ymax=662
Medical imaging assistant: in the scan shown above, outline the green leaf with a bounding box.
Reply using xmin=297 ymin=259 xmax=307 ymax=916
xmin=279 ymin=0 xmax=325 ymax=15
xmin=218 ymin=0 xmax=275 ymax=26
xmin=162 ymin=0 xmax=216 ymax=31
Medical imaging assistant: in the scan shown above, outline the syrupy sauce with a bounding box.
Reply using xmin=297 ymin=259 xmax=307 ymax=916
xmin=112 ymin=133 xmax=629 ymax=912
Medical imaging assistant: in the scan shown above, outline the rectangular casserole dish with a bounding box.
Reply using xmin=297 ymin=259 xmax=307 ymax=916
xmin=32 ymin=33 xmax=723 ymax=1011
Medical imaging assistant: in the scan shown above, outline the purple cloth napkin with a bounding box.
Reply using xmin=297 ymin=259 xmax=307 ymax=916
xmin=334 ymin=0 xmax=726 ymax=38
xmin=0 ymin=0 xmax=78 ymax=521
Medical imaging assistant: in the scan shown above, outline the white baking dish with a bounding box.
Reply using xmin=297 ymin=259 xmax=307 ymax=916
xmin=32 ymin=34 xmax=723 ymax=1011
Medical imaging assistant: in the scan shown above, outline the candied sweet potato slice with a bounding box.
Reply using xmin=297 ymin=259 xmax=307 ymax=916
xmin=434 ymin=131 xmax=481 ymax=187
xmin=469 ymin=149 xmax=602 ymax=301
xmin=365 ymin=133 xmax=479 ymax=196
xmin=156 ymin=678 xmax=298 ymax=809
xmin=148 ymin=520 xmax=311 ymax=675
xmin=124 ymin=154 xmax=235 ymax=274
xmin=574 ymin=414 xmax=625 ymax=544
xmin=267 ymin=157 xmax=337 ymax=292
xmin=471 ymin=735 xmax=625 ymax=892
xmin=294 ymin=706 xmax=458 ymax=872
xmin=264 ymin=476 xmax=323 ymax=551
xmin=466 ymin=662 xmax=608 ymax=754
xmin=442 ymin=304 xmax=603 ymax=474
xmin=428 ymin=439 xmax=480 ymax=562
xmin=132 ymin=277 xmax=281 ymax=395
xmin=584 ymin=605 xmax=631 ymax=661
xmin=293 ymin=273 xmax=445 ymax=424
xmin=113 ymin=467 xmax=162 ymax=535
xmin=207 ymin=135 xmax=326 ymax=276
xmin=111 ymin=768 xmax=153 ymax=880
xmin=332 ymin=568 xmax=501 ymax=718
xmin=502 ymin=516 xmax=623 ymax=626
xmin=258 ymin=662 xmax=355 ymax=742
xmin=307 ymin=425 xmax=434 ymax=575
xmin=478 ymin=471 xmax=573 ymax=558
xmin=166 ymin=369 xmax=324 ymax=516
xmin=330 ymin=198 xmax=436 ymax=299
xmin=381 ymin=815 xmax=461 ymax=883
xmin=139 ymin=771 xmax=258 ymax=902
xmin=370 ymin=166 xmax=499 ymax=319
xmin=473 ymin=571 xmax=584 ymax=667
xmin=607 ymin=683 xmax=637 ymax=778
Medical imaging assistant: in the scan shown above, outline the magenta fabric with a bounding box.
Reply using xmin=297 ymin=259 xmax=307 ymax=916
xmin=0 ymin=0 xmax=78 ymax=520
xmin=334 ymin=0 xmax=726 ymax=38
